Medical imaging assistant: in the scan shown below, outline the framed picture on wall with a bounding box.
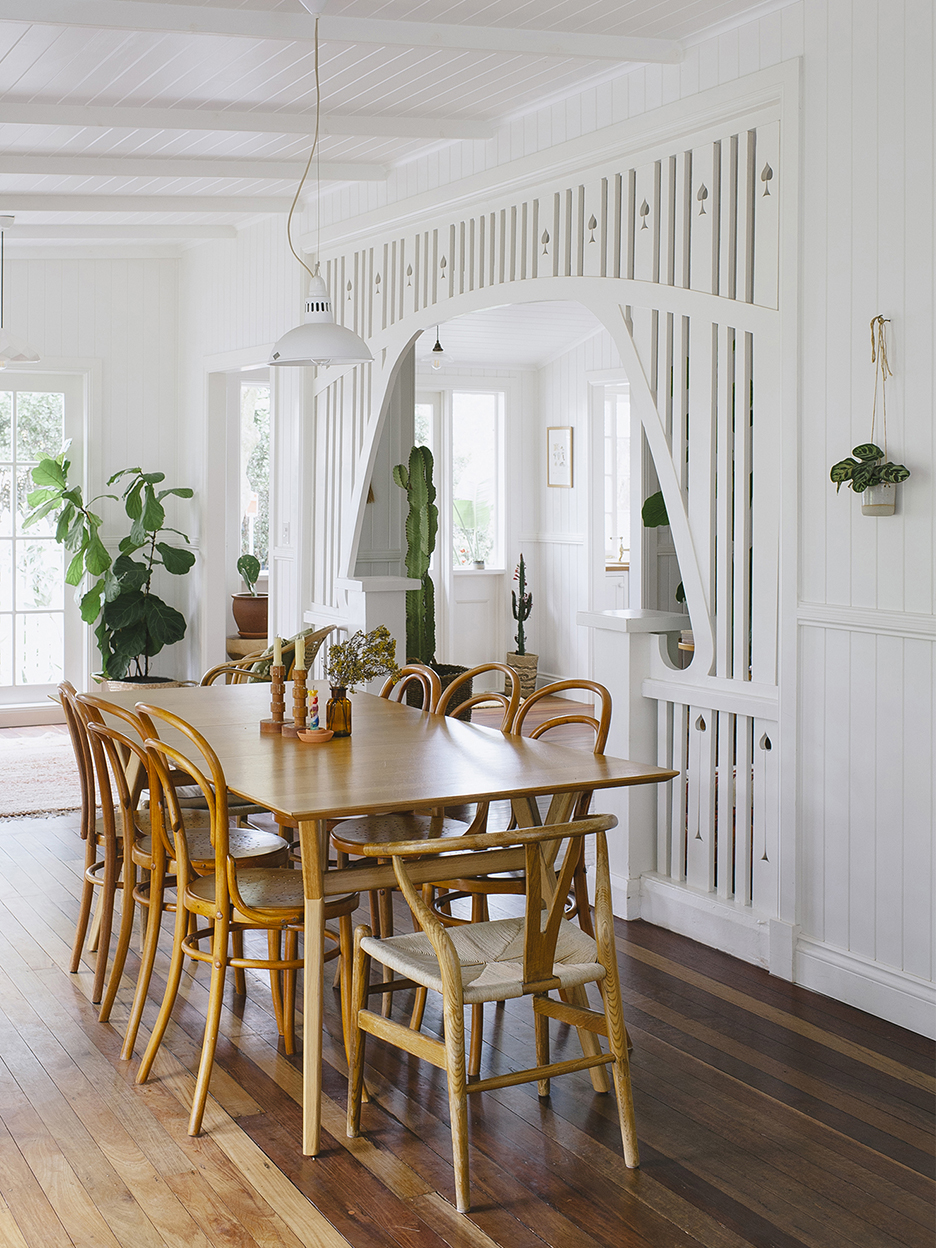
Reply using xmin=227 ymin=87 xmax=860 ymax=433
xmin=547 ymin=426 xmax=573 ymax=487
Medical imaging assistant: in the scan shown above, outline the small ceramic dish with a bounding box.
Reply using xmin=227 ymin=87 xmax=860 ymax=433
xmin=297 ymin=728 xmax=334 ymax=743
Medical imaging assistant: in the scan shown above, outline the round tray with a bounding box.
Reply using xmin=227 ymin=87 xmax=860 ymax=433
xmin=296 ymin=728 xmax=334 ymax=744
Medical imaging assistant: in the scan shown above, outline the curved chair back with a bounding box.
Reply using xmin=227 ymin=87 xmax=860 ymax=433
xmin=436 ymin=662 xmax=521 ymax=730
xmin=512 ymin=679 xmax=612 ymax=821
xmin=379 ymin=663 xmax=442 ymax=712
xmin=59 ymin=681 xmax=96 ymax=840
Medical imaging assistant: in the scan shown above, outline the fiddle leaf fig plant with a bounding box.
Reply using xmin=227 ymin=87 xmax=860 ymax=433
xmin=829 ymin=443 xmax=911 ymax=493
xmin=25 ymin=449 xmax=196 ymax=680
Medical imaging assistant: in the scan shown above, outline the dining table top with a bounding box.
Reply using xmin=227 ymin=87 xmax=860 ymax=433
xmin=97 ymin=680 xmax=677 ymax=819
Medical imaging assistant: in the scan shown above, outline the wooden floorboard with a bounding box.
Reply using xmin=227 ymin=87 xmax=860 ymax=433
xmin=0 ymin=793 xmax=932 ymax=1246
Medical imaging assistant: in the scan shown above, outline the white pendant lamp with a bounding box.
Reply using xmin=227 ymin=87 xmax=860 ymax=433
xmin=0 ymin=217 xmax=40 ymax=369
xmin=269 ymin=17 xmax=371 ymax=369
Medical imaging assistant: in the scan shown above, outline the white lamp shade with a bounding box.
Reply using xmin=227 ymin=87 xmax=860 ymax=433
xmin=269 ymin=273 xmax=372 ymax=367
xmin=0 ymin=327 xmax=40 ymax=366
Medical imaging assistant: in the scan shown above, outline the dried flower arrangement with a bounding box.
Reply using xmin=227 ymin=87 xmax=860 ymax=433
xmin=324 ymin=624 xmax=399 ymax=691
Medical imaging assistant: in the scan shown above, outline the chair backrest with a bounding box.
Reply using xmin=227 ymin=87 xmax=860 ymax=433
xmin=368 ymin=814 xmax=617 ymax=1000
xmin=246 ymin=625 xmax=338 ymax=679
xmin=511 ymin=679 xmax=612 ymax=821
xmin=58 ymin=681 xmax=95 ymax=839
xmin=380 ymin=663 xmax=442 ymax=712
xmin=436 ymin=662 xmax=521 ymax=730
xmin=200 ymin=649 xmax=268 ymax=686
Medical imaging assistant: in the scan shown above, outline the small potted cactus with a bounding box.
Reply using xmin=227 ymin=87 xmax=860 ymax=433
xmin=506 ymin=554 xmax=537 ymax=699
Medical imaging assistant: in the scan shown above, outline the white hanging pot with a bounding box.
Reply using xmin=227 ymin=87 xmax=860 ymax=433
xmin=861 ymin=483 xmax=896 ymax=516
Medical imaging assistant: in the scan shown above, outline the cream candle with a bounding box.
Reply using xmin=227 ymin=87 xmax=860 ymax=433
xmin=273 ymin=635 xmax=282 ymax=667
xmin=295 ymin=634 xmax=305 ymax=670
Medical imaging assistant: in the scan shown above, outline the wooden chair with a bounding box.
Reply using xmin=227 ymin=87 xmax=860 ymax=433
xmin=378 ymin=663 xmax=442 ymax=709
xmin=346 ymin=813 xmax=639 ymax=1213
xmin=76 ymin=695 xmax=290 ymax=1059
xmin=200 ymin=625 xmax=337 ymax=686
xmin=331 ymin=663 xmax=520 ymax=938
xmin=133 ymin=703 xmax=360 ymax=1136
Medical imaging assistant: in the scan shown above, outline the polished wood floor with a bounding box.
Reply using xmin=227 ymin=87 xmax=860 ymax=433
xmin=0 ymin=705 xmax=931 ymax=1247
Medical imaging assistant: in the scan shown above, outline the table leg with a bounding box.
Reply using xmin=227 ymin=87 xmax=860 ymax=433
xmin=298 ymin=817 xmax=327 ymax=1156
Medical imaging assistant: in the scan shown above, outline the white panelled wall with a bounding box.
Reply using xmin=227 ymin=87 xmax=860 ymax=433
xmin=8 ymin=1 xmax=932 ymax=1036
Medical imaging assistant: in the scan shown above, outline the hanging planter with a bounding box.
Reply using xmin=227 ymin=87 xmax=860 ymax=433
xmin=830 ymin=317 xmax=910 ymax=516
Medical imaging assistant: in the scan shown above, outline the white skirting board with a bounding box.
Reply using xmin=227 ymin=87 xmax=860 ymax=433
xmin=600 ymin=870 xmax=935 ymax=1039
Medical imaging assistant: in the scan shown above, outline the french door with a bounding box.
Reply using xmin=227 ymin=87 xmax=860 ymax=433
xmin=0 ymin=372 xmax=84 ymax=712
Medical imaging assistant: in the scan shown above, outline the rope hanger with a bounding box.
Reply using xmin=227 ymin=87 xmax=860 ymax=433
xmin=869 ymin=314 xmax=891 ymax=458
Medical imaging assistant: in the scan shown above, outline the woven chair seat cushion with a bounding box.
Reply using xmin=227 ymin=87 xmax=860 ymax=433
xmin=173 ymin=784 xmax=265 ymax=814
xmin=360 ymin=915 xmax=605 ymax=1004
xmin=137 ymin=824 xmax=287 ymax=871
xmin=331 ymin=811 xmax=466 ymax=851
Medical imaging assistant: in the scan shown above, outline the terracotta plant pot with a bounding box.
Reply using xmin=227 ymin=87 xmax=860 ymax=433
xmin=505 ymin=651 xmax=538 ymax=699
xmin=231 ymin=592 xmax=269 ymax=638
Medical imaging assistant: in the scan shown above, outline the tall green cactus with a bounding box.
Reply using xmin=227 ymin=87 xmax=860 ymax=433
xmin=512 ymin=553 xmax=532 ymax=655
xmin=393 ymin=444 xmax=438 ymax=664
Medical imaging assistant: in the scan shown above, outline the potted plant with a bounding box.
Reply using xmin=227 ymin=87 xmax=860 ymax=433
xmin=829 ymin=443 xmax=910 ymax=516
xmin=506 ymin=554 xmax=537 ymax=698
xmin=322 ymin=624 xmax=399 ymax=736
xmin=392 ymin=444 xmax=472 ymax=712
xmin=232 ymin=553 xmax=268 ymax=637
xmin=25 ymin=447 xmax=196 ymax=687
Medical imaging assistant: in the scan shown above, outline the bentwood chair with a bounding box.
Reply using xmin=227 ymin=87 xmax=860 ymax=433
xmin=347 ymin=814 xmax=639 ymax=1212
xmin=134 ymin=704 xmax=359 ymax=1136
xmin=331 ymin=663 xmax=520 ymax=937
xmin=77 ymin=695 xmax=289 ymax=1059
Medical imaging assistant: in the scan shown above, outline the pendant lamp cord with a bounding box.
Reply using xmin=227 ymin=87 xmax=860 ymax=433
xmin=285 ymin=15 xmax=321 ymax=283
xmin=869 ymin=315 xmax=891 ymax=459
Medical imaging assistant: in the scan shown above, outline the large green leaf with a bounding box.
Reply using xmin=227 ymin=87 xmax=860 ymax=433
xmin=141 ymin=472 xmax=165 ymax=484
xmin=22 ymin=496 xmax=63 ymax=528
xmin=157 ymin=486 xmax=193 ymax=501
xmin=26 ymin=486 xmax=60 ymax=508
xmin=641 ymin=491 xmax=670 ymax=527
xmin=141 ymin=485 xmax=165 ymax=531
xmin=157 ymin=542 xmax=196 ymax=575
xmin=128 ymin=516 xmax=148 ymax=547
xmin=31 ymin=458 xmax=66 ymax=489
xmin=144 ymin=595 xmax=187 ymax=649
xmin=63 ymin=510 xmax=87 ymax=552
xmin=80 ymin=583 xmax=104 ymax=624
xmin=124 ymin=478 xmax=144 ymax=520
xmin=65 ymin=546 xmax=87 ymax=586
xmin=104 ymin=590 xmax=146 ymax=629
xmin=107 ymin=467 xmax=140 ymax=485
xmin=113 ymin=554 xmax=149 ymax=592
xmin=85 ymin=531 xmax=112 ymax=576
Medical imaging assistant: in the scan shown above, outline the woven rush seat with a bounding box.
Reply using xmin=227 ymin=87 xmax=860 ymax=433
xmin=331 ymin=811 xmax=466 ymax=852
xmin=187 ymin=866 xmax=307 ymax=915
xmin=360 ymin=913 xmax=603 ymax=1004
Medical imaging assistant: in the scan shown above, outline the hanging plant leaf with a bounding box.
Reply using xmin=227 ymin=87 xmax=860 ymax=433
xmin=880 ymin=462 xmax=911 ymax=483
xmin=829 ymin=457 xmax=858 ymax=490
xmin=852 ymin=442 xmax=883 ymax=461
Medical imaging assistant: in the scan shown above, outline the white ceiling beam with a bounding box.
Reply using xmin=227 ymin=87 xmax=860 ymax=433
xmin=0 ymin=154 xmax=386 ymax=181
xmin=0 ymin=102 xmax=495 ymax=141
xmin=11 ymin=2 xmax=684 ymax=64
xmin=0 ymin=194 xmax=291 ymax=212
xmin=2 ymin=224 xmax=235 ymax=239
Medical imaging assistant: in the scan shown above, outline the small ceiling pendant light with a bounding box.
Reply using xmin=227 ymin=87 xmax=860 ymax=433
xmin=269 ymin=17 xmax=371 ymax=368
xmin=0 ymin=216 xmax=40 ymax=369
xmin=430 ymin=326 xmax=448 ymax=370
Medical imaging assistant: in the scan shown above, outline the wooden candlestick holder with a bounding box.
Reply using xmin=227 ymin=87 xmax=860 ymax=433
xmin=281 ymin=668 xmax=308 ymax=738
xmin=260 ymin=665 xmax=287 ymax=735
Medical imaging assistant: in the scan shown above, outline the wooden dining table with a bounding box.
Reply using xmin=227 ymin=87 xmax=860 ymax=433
xmin=99 ymin=680 xmax=676 ymax=1155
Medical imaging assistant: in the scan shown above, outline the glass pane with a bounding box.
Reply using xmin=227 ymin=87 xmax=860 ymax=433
xmin=604 ymin=389 xmax=630 ymax=561
xmin=451 ymin=392 xmax=498 ymax=568
xmin=0 ymin=541 xmax=11 ymax=610
xmin=15 ymin=611 xmax=63 ymax=685
xmin=0 ymin=391 xmax=11 ymax=459
xmin=0 ymin=614 xmax=11 ymax=685
xmin=0 ymin=467 xmax=12 ymax=537
xmin=415 ymin=403 xmax=433 ymax=449
xmin=15 ymin=390 xmax=65 ymax=462
xmin=16 ymin=465 xmax=56 ymax=535
xmin=16 ymin=540 xmax=63 ymax=610
xmin=240 ymin=383 xmax=270 ymax=571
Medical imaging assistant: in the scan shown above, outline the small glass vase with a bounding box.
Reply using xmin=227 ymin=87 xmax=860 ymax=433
xmin=326 ymin=686 xmax=352 ymax=737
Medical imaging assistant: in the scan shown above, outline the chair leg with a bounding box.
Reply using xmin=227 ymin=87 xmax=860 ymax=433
xmin=121 ymin=871 xmax=165 ymax=1060
xmin=347 ymin=925 xmax=372 ymax=1138
xmin=267 ymin=929 xmax=286 ymax=1037
xmin=571 ymin=846 xmax=594 ymax=938
xmin=70 ymin=840 xmax=98 ymax=972
xmin=135 ymin=893 xmax=189 ymax=1084
xmin=91 ymin=852 xmax=120 ymax=1004
xmin=337 ymin=912 xmax=354 ymax=1067
xmin=561 ymin=983 xmax=611 ymax=1092
xmin=281 ymin=928 xmax=298 ymax=1056
xmin=602 ymin=960 xmax=639 ymax=1168
xmin=86 ymin=882 xmax=104 ymax=953
xmin=442 ymin=994 xmax=471 ymax=1213
xmin=189 ymin=919 xmax=229 ymax=1135
xmin=231 ymin=929 xmax=247 ymax=995
xmin=98 ymin=856 xmax=137 ymax=1022
xmin=534 ymin=998 xmax=550 ymax=1096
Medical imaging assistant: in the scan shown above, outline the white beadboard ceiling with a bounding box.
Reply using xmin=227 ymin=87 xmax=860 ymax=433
xmin=0 ymin=0 xmax=781 ymax=237
xmin=414 ymin=300 xmax=607 ymax=371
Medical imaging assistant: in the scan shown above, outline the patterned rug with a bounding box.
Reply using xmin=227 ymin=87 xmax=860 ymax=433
xmin=0 ymin=734 xmax=81 ymax=818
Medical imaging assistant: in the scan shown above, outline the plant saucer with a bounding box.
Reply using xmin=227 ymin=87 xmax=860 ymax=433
xmin=297 ymin=728 xmax=334 ymax=743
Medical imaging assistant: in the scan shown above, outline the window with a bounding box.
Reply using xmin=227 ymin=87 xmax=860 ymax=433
xmin=240 ymin=381 xmax=270 ymax=571
xmin=0 ymin=375 xmax=82 ymax=702
xmin=451 ymin=390 xmax=502 ymax=568
xmin=604 ymin=384 xmax=631 ymax=566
